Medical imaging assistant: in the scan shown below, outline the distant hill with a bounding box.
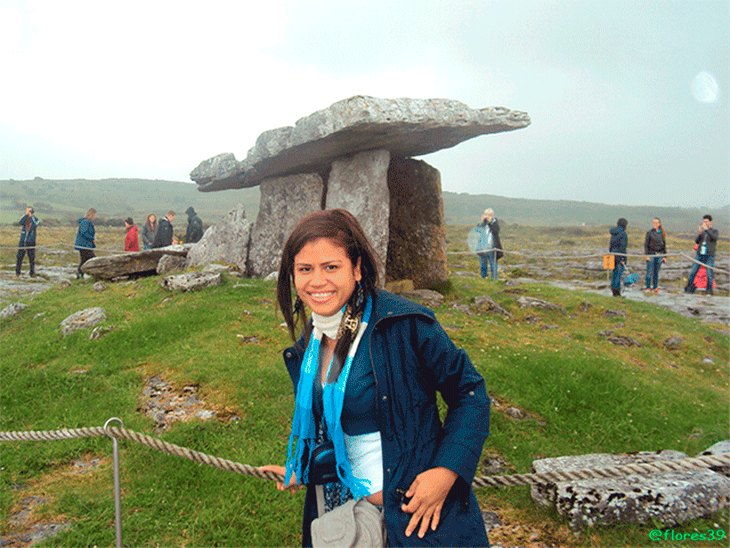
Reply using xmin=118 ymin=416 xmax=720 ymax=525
xmin=1 ymin=178 xmax=726 ymax=234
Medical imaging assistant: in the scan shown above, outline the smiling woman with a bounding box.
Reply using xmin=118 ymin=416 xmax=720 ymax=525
xmin=260 ymin=209 xmax=491 ymax=547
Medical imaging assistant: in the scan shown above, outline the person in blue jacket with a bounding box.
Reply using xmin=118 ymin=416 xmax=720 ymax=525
xmin=15 ymin=206 xmax=39 ymax=278
xmin=261 ymin=209 xmax=490 ymax=547
xmin=74 ymin=208 xmax=97 ymax=279
xmin=609 ymin=218 xmax=628 ymax=297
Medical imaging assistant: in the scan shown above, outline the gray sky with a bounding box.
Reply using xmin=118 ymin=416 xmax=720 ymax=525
xmin=1 ymin=0 xmax=727 ymax=208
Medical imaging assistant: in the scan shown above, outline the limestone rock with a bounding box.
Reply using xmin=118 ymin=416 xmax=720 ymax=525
xmin=701 ymin=440 xmax=730 ymax=477
xmin=326 ymin=150 xmax=390 ymax=282
xmin=402 ymin=289 xmax=444 ymax=308
xmin=516 ymin=296 xmax=568 ymax=315
xmin=191 ymin=96 xmax=531 ymax=191
xmin=156 ymin=254 xmax=187 ymax=275
xmin=531 ymin=451 xmax=730 ymax=529
xmin=186 ymin=203 xmax=252 ymax=272
xmin=474 ymin=295 xmax=514 ymax=318
xmin=248 ymin=174 xmax=323 ymax=278
xmin=160 ymin=272 xmax=223 ymax=292
xmin=60 ymin=307 xmax=106 ymax=337
xmin=0 ymin=302 xmax=28 ymax=319
xmin=386 ymin=157 xmax=448 ymax=289
xmin=81 ymin=246 xmax=192 ymax=280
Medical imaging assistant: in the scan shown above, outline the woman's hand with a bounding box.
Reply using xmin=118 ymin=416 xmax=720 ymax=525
xmin=401 ymin=466 xmax=458 ymax=539
xmin=258 ymin=465 xmax=304 ymax=493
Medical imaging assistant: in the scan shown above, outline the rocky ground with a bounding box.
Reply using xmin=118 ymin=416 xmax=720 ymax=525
xmin=1 ymin=258 xmax=727 ymax=546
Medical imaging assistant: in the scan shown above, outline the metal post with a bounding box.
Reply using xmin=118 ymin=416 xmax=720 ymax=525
xmin=104 ymin=417 xmax=124 ymax=548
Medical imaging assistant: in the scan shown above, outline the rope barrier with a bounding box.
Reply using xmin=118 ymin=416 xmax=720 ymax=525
xmin=2 ymin=424 xmax=728 ymax=488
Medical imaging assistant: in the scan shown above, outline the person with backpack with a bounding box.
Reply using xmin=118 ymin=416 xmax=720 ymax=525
xmin=685 ymin=214 xmax=719 ymax=295
xmin=609 ymin=218 xmax=628 ymax=297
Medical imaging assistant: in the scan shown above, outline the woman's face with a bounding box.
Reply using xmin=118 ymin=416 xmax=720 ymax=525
xmin=653 ymin=219 xmax=660 ymax=230
xmin=149 ymin=214 xmax=156 ymax=224
xmin=293 ymin=237 xmax=362 ymax=317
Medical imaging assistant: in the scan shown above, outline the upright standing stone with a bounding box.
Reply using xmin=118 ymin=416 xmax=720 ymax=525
xmin=248 ymin=173 xmax=324 ymax=277
xmin=186 ymin=204 xmax=252 ymax=272
xmin=386 ymin=157 xmax=447 ymax=289
xmin=326 ymin=150 xmax=390 ymax=284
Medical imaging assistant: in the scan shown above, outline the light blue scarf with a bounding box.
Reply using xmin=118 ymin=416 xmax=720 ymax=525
xmin=284 ymin=296 xmax=373 ymax=498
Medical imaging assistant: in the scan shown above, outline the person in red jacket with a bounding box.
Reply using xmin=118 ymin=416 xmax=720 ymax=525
xmin=124 ymin=217 xmax=140 ymax=252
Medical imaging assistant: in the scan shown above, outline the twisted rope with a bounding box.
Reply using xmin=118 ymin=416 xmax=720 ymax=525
xmin=2 ymin=426 xmax=728 ymax=488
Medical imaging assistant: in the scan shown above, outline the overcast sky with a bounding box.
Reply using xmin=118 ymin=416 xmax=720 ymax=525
xmin=1 ymin=0 xmax=727 ymax=208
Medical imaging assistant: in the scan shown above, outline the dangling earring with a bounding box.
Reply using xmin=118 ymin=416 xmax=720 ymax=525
xmin=354 ymin=282 xmax=364 ymax=309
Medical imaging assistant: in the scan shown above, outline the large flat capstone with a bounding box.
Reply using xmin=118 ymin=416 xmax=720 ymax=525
xmin=81 ymin=246 xmax=192 ymax=280
xmin=190 ymin=95 xmax=530 ymax=192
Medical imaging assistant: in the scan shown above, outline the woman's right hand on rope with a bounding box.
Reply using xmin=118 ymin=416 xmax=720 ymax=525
xmin=258 ymin=465 xmax=303 ymax=493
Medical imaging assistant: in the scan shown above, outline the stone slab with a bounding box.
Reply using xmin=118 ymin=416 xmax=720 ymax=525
xmin=531 ymin=451 xmax=730 ymax=529
xmin=81 ymin=246 xmax=192 ymax=280
xmin=326 ymin=150 xmax=390 ymax=283
xmin=248 ymin=173 xmax=323 ymax=278
xmin=190 ymin=96 xmax=530 ymax=191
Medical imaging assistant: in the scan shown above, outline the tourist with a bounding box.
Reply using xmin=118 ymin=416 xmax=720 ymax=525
xmin=475 ymin=208 xmax=503 ymax=280
xmin=609 ymin=218 xmax=628 ymax=297
xmin=685 ymin=214 xmax=719 ymax=295
xmin=124 ymin=217 xmax=140 ymax=252
xmin=184 ymin=206 xmax=203 ymax=243
xmin=74 ymin=208 xmax=97 ymax=279
xmin=15 ymin=206 xmax=39 ymax=278
xmin=153 ymin=210 xmax=176 ymax=248
xmin=644 ymin=218 xmax=666 ymax=293
xmin=141 ymin=213 xmax=157 ymax=250
xmin=260 ymin=209 xmax=490 ymax=547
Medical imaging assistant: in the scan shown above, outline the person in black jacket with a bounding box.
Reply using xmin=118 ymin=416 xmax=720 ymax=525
xmin=15 ymin=207 xmax=39 ymax=278
xmin=609 ymin=218 xmax=628 ymax=297
xmin=685 ymin=214 xmax=719 ymax=295
xmin=184 ymin=206 xmax=203 ymax=243
xmin=644 ymin=218 xmax=667 ymax=293
xmin=153 ymin=211 xmax=176 ymax=248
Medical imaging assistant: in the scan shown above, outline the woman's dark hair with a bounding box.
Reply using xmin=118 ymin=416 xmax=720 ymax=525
xmin=617 ymin=218 xmax=628 ymax=228
xmin=277 ymin=209 xmax=381 ymax=369
xmin=654 ymin=217 xmax=666 ymax=240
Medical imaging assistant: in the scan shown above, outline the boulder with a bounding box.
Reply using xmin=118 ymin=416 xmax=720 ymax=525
xmin=248 ymin=174 xmax=323 ymax=277
xmin=157 ymin=254 xmax=187 ymax=275
xmin=186 ymin=204 xmax=252 ymax=272
xmin=326 ymin=150 xmax=390 ymax=282
xmin=474 ymin=295 xmax=514 ymax=318
xmin=160 ymin=272 xmax=223 ymax=292
xmin=81 ymin=246 xmax=192 ymax=280
xmin=531 ymin=451 xmax=730 ymax=529
xmin=386 ymin=157 xmax=448 ymax=289
xmin=516 ymin=296 xmax=568 ymax=315
xmin=190 ymin=96 xmax=531 ymax=192
xmin=0 ymin=302 xmax=28 ymax=319
xmin=402 ymin=289 xmax=444 ymax=308
xmin=60 ymin=307 xmax=106 ymax=337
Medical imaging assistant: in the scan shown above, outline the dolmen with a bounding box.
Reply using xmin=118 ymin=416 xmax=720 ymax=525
xmin=190 ymin=95 xmax=530 ymax=288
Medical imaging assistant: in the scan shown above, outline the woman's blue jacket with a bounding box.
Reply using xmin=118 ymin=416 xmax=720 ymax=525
xmin=74 ymin=218 xmax=96 ymax=250
xmin=283 ymin=289 xmax=490 ymax=546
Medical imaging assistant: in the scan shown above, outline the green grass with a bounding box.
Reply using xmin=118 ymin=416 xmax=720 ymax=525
xmin=1 ymin=270 xmax=728 ymax=547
